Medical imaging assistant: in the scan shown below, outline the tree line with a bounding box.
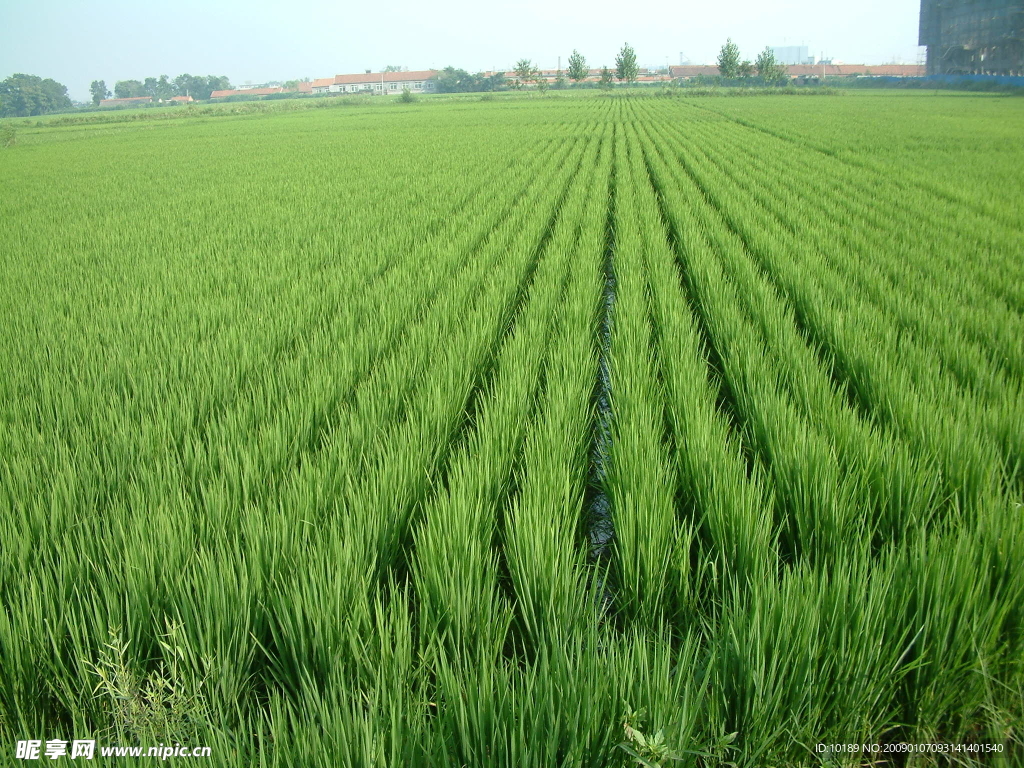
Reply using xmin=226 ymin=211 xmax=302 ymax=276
xmin=508 ymin=44 xmax=640 ymax=90
xmin=0 ymin=74 xmax=72 ymax=117
xmin=1 ymin=41 xmax=790 ymax=118
xmin=434 ymin=68 xmax=508 ymax=93
xmin=90 ymin=74 xmax=232 ymax=104
xmin=0 ymin=71 xmax=234 ymax=118
xmin=498 ymin=40 xmax=788 ymax=91
xmin=716 ymin=39 xmax=787 ymax=83
xmin=432 ymin=44 xmax=641 ymax=94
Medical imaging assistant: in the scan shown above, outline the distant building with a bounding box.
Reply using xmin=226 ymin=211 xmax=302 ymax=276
xmin=772 ymin=46 xmax=814 ymax=65
xmin=919 ymin=0 xmax=1023 ymax=74
xmin=787 ymin=64 xmax=926 ymax=76
xmin=98 ymin=96 xmax=153 ymax=108
xmin=311 ymin=77 xmax=334 ymax=94
xmin=669 ymin=64 xmax=925 ymax=79
xmin=669 ymin=65 xmax=722 ymax=78
xmin=210 ymin=87 xmax=285 ymax=98
xmin=311 ymin=71 xmax=439 ymax=94
xmin=167 ymin=95 xmax=194 ymax=103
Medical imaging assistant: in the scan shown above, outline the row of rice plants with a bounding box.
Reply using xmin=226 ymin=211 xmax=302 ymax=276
xmin=629 ymin=97 xmax=1024 ymax=757
xmin=639 ymin=113 xmax=956 ymax=548
xmin=676 ymin=99 xmax=1024 ymax=322
xmin=603 ymin=124 xmax=685 ymax=627
xmin=616 ymin=120 xmax=776 ymax=602
xmin=609 ymin=103 xmax=916 ymax=759
xmin=0 ymin=106 xmax=592 ymax=741
xmin=689 ymin=96 xmax=1024 ymax=265
xmin=197 ymin=121 xmax=604 ymax=761
xmin=675 ymin=100 xmax=1024 ymax=378
xmin=646 ymin=101 xmax=1018 ymax=512
xmin=408 ymin=128 xmax=607 ymax=766
xmin=670 ymin=101 xmax=1024 ymax=414
xmin=634 ymin=119 xmax=867 ymax=565
xmin=501 ymin=127 xmax=609 ymax=653
xmin=661 ymin=107 xmax=1024 ymax=494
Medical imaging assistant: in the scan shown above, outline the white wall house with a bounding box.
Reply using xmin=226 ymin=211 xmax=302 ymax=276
xmin=311 ymin=70 xmax=438 ymax=95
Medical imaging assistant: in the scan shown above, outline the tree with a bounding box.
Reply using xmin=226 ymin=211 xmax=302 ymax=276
xmin=615 ymin=43 xmax=639 ymax=83
xmin=206 ymin=75 xmax=231 ymax=97
xmin=599 ymin=66 xmax=614 ymax=90
xmin=514 ymin=58 xmax=539 ymax=89
xmin=435 ymin=67 xmax=505 ymax=93
xmin=155 ymin=75 xmax=176 ymax=100
xmin=166 ymin=73 xmax=229 ymax=100
xmin=0 ymin=73 xmax=73 ymax=117
xmin=139 ymin=75 xmax=176 ymax=101
xmin=114 ymin=79 xmax=146 ymax=98
xmin=738 ymin=60 xmax=754 ymax=78
xmin=383 ymin=65 xmax=404 ymax=73
xmin=480 ymin=72 xmax=506 ymax=92
xmin=436 ymin=67 xmax=475 ymax=93
xmin=567 ymin=49 xmax=588 ymax=82
xmin=90 ymin=80 xmax=110 ymax=105
xmin=717 ymin=38 xmax=741 ymax=79
xmin=755 ymin=47 xmax=787 ymax=85
xmin=173 ymin=74 xmax=192 ymax=98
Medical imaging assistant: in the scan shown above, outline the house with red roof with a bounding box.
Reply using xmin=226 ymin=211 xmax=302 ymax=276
xmin=99 ymin=96 xmax=153 ymax=108
xmin=311 ymin=70 xmax=439 ymax=95
xmin=210 ymin=86 xmax=286 ymax=98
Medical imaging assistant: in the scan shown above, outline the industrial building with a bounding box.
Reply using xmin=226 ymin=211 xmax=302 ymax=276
xmin=919 ymin=0 xmax=1024 ymax=74
xmin=771 ymin=46 xmax=815 ymax=65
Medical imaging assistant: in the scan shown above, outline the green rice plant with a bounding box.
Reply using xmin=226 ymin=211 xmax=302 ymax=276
xmin=635 ymin=124 xmax=862 ymax=565
xmin=251 ymin=135 xmax=588 ymax=698
xmin=657 ymin=107 xmax=1024 ymax=495
xmin=677 ymin=104 xmax=1024 ymax=384
xmin=642 ymin=106 xmax=1015 ymax=518
xmin=502 ymin=127 xmax=609 ymax=648
xmin=603 ymin=126 xmax=684 ymax=627
xmin=619 ymin=119 xmax=775 ymax=605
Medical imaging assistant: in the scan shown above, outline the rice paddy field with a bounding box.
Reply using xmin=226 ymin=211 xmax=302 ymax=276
xmin=1 ymin=91 xmax=1023 ymax=766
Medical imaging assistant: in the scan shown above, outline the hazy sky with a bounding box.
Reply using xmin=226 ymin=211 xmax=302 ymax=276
xmin=2 ymin=0 xmax=924 ymax=101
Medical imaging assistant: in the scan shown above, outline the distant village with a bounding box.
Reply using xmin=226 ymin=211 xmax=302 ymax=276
xmin=98 ymin=63 xmax=926 ymax=107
